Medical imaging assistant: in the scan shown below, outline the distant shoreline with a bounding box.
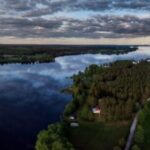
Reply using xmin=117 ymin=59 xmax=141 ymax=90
xmin=0 ymin=45 xmax=137 ymax=64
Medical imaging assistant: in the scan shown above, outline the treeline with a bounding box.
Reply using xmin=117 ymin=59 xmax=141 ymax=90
xmin=35 ymin=123 xmax=74 ymax=150
xmin=0 ymin=45 xmax=137 ymax=56
xmin=0 ymin=54 xmax=53 ymax=64
xmin=0 ymin=44 xmax=136 ymax=64
xmin=64 ymin=61 xmax=150 ymax=121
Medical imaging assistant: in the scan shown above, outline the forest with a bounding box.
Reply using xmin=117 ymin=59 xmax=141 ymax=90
xmin=64 ymin=60 xmax=150 ymax=121
xmin=0 ymin=45 xmax=136 ymax=64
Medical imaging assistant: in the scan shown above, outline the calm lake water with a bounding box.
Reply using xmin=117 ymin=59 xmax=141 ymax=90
xmin=0 ymin=46 xmax=150 ymax=150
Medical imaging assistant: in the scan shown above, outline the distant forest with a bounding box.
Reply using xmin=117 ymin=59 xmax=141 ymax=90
xmin=0 ymin=45 xmax=137 ymax=64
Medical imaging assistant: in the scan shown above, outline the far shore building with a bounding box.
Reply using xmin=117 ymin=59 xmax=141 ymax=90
xmin=132 ymin=60 xmax=140 ymax=65
xmin=101 ymin=63 xmax=110 ymax=68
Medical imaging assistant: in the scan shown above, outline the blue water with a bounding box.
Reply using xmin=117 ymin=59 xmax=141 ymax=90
xmin=0 ymin=46 xmax=149 ymax=150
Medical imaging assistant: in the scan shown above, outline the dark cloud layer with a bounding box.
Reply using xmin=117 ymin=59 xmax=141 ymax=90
xmin=0 ymin=0 xmax=150 ymax=39
xmin=0 ymin=15 xmax=150 ymax=38
xmin=1 ymin=0 xmax=150 ymax=17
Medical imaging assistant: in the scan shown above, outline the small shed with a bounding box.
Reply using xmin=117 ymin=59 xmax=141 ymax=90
xmin=69 ymin=116 xmax=75 ymax=120
xmin=70 ymin=122 xmax=79 ymax=127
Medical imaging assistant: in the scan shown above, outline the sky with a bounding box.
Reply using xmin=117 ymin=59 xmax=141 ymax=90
xmin=0 ymin=0 xmax=150 ymax=45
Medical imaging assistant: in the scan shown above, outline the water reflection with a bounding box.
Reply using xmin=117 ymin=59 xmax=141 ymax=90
xmin=0 ymin=46 xmax=149 ymax=150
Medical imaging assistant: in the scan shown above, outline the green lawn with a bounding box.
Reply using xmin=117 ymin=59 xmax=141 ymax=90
xmin=68 ymin=121 xmax=130 ymax=150
xmin=142 ymin=117 xmax=150 ymax=150
xmin=140 ymin=105 xmax=150 ymax=150
xmin=131 ymin=101 xmax=150 ymax=150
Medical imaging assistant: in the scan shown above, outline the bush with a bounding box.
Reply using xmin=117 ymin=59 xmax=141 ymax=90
xmin=79 ymin=104 xmax=94 ymax=121
xmin=131 ymin=144 xmax=141 ymax=150
xmin=35 ymin=123 xmax=74 ymax=150
xmin=64 ymin=102 xmax=76 ymax=116
xmin=138 ymin=111 xmax=145 ymax=125
xmin=118 ymin=137 xmax=125 ymax=148
xmin=134 ymin=125 xmax=144 ymax=145
xmin=113 ymin=146 xmax=122 ymax=150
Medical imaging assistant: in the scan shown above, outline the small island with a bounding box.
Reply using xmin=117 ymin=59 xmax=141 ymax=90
xmin=35 ymin=60 xmax=150 ymax=150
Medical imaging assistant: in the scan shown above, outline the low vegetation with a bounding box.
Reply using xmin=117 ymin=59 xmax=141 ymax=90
xmin=35 ymin=123 xmax=74 ymax=150
xmin=132 ymin=100 xmax=150 ymax=150
xmin=68 ymin=121 xmax=129 ymax=150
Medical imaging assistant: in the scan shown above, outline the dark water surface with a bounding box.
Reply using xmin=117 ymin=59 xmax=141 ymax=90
xmin=0 ymin=46 xmax=149 ymax=150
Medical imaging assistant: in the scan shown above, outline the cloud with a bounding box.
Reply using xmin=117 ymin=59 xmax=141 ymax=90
xmin=0 ymin=0 xmax=150 ymax=41
xmin=0 ymin=15 xmax=150 ymax=39
xmin=114 ymin=0 xmax=150 ymax=10
xmin=0 ymin=0 xmax=150 ymax=17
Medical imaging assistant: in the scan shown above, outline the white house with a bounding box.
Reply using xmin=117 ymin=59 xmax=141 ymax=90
xmin=92 ymin=107 xmax=101 ymax=114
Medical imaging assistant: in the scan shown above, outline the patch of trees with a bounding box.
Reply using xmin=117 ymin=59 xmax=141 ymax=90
xmin=113 ymin=138 xmax=126 ymax=150
xmin=0 ymin=54 xmax=54 ymax=64
xmin=35 ymin=123 xmax=74 ymax=150
xmin=64 ymin=61 xmax=150 ymax=121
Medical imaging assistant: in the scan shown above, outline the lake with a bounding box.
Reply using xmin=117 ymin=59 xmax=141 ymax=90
xmin=0 ymin=46 xmax=149 ymax=150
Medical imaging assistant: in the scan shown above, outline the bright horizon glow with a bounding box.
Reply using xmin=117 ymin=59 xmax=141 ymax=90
xmin=0 ymin=37 xmax=150 ymax=45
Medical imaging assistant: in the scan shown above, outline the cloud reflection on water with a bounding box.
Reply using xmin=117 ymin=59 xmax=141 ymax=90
xmin=0 ymin=46 xmax=149 ymax=150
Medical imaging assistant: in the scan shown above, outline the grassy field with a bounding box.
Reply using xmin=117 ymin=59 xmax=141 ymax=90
xmin=68 ymin=121 xmax=130 ymax=150
xmin=131 ymin=101 xmax=150 ymax=150
xmin=139 ymin=103 xmax=150 ymax=150
xmin=142 ymin=117 xmax=150 ymax=150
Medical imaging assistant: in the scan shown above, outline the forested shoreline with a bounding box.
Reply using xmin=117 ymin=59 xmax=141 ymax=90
xmin=64 ymin=60 xmax=150 ymax=121
xmin=0 ymin=45 xmax=137 ymax=64
xmin=35 ymin=60 xmax=150 ymax=150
